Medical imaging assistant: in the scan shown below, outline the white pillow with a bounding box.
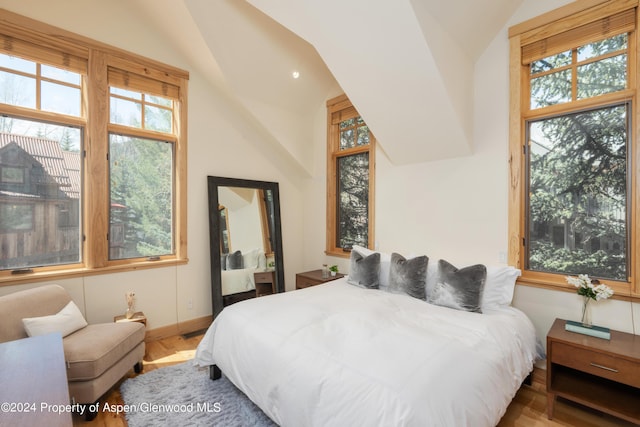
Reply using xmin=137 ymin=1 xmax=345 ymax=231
xmin=242 ymin=249 xmax=261 ymax=269
xmin=481 ymin=266 xmax=521 ymax=310
xmin=242 ymin=249 xmax=267 ymax=270
xmin=22 ymin=300 xmax=88 ymax=338
xmin=352 ymin=245 xmax=392 ymax=289
xmin=425 ymin=261 xmax=520 ymax=311
xmin=257 ymin=250 xmax=267 ymax=269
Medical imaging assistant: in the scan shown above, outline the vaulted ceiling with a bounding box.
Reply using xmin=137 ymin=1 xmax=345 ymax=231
xmin=134 ymin=0 xmax=525 ymax=172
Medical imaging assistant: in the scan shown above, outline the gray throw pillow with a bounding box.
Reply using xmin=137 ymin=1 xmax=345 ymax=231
xmin=427 ymin=259 xmax=486 ymax=313
xmin=226 ymin=250 xmax=243 ymax=270
xmin=388 ymin=253 xmax=428 ymax=300
xmin=347 ymin=250 xmax=380 ymax=289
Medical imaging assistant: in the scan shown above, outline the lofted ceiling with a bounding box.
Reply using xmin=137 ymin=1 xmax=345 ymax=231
xmin=133 ymin=0 xmax=525 ymax=171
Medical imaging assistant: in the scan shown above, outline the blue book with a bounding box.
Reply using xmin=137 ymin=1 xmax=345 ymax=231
xmin=565 ymin=320 xmax=611 ymax=340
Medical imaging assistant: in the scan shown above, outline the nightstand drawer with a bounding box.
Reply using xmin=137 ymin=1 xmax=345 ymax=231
xmin=552 ymin=341 xmax=640 ymax=388
xmin=254 ymin=271 xmax=274 ymax=283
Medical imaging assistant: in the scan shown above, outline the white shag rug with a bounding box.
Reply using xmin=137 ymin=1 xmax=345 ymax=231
xmin=120 ymin=362 xmax=277 ymax=427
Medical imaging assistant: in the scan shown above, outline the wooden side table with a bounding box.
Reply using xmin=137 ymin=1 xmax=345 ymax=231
xmin=254 ymin=270 xmax=276 ymax=297
xmin=546 ymin=318 xmax=640 ymax=424
xmin=296 ymin=269 xmax=345 ymax=289
xmin=114 ymin=311 xmax=147 ymax=326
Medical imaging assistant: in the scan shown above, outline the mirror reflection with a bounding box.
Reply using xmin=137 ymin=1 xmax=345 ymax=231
xmin=219 ymin=186 xmax=275 ymax=298
xmin=208 ymin=177 xmax=284 ymax=318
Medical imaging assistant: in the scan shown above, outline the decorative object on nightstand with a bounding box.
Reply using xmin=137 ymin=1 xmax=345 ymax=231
xmin=329 ymin=265 xmax=339 ymax=277
xmin=125 ymin=291 xmax=136 ymax=319
xmin=564 ymin=274 xmax=614 ymax=339
xmin=296 ymin=269 xmax=345 ymax=289
xmin=546 ymin=318 xmax=640 ymax=424
xmin=321 ymin=264 xmax=329 ymax=278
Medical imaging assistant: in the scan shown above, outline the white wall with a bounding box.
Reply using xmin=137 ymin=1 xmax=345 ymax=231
xmin=306 ymin=0 xmax=640 ymax=355
xmin=0 ymin=0 xmax=307 ymax=329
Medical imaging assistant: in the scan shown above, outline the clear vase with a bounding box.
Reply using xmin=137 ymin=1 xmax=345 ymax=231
xmin=125 ymin=307 xmax=135 ymax=319
xmin=321 ymin=264 xmax=329 ymax=279
xmin=581 ymin=296 xmax=592 ymax=327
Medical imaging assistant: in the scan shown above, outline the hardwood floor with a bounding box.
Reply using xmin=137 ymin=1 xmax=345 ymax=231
xmin=73 ymin=333 xmax=635 ymax=427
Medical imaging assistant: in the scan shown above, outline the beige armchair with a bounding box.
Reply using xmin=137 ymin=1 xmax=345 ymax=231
xmin=0 ymin=285 xmax=145 ymax=421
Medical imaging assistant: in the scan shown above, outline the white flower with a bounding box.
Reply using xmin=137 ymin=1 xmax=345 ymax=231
xmin=594 ymin=284 xmax=614 ymax=301
xmin=566 ymin=274 xmax=614 ymax=301
xmin=566 ymin=274 xmax=590 ymax=288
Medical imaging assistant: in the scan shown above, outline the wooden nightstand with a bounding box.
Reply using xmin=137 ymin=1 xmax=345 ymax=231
xmin=254 ymin=270 xmax=275 ymax=297
xmin=114 ymin=311 xmax=147 ymax=326
xmin=546 ymin=318 xmax=640 ymax=424
xmin=295 ymin=269 xmax=345 ymax=289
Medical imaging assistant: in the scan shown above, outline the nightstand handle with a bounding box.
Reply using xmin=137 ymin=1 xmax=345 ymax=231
xmin=590 ymin=362 xmax=618 ymax=373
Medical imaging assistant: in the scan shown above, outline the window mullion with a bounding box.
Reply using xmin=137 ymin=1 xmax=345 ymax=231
xmin=84 ymin=49 xmax=110 ymax=269
xmin=571 ymin=48 xmax=578 ymax=102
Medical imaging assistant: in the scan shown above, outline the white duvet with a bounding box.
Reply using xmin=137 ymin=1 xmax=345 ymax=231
xmin=194 ymin=279 xmax=537 ymax=427
xmin=221 ymin=267 xmax=256 ymax=295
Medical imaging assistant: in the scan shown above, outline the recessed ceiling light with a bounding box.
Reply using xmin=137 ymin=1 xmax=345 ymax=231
xmin=292 ymin=70 xmax=300 ymax=79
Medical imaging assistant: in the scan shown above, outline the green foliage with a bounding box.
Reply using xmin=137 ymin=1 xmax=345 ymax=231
xmin=528 ymin=105 xmax=627 ymax=281
xmin=109 ymin=135 xmax=173 ymax=258
xmin=529 ymin=241 xmax=625 ymax=279
xmin=337 ymin=152 xmax=369 ymax=248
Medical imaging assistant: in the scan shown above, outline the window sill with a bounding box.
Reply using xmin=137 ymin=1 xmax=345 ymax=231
xmin=0 ymin=258 xmax=188 ymax=286
xmin=516 ymin=277 xmax=640 ymax=302
xmin=325 ymin=249 xmax=351 ymax=259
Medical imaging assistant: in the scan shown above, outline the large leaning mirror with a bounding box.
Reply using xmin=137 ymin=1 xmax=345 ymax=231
xmin=207 ymin=176 xmax=285 ymax=318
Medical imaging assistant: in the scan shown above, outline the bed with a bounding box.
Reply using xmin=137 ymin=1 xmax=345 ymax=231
xmin=194 ymin=255 xmax=538 ymax=427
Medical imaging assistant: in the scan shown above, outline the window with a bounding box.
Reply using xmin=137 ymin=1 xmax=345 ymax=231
xmin=108 ymin=73 xmax=178 ymax=261
xmin=509 ymin=2 xmax=638 ymax=297
xmin=0 ymin=10 xmax=188 ymax=282
xmin=326 ymin=94 xmax=375 ymax=256
xmin=0 ymin=204 xmax=33 ymax=232
xmin=109 ymin=134 xmax=174 ymax=260
xmin=0 ymin=51 xmax=84 ymax=270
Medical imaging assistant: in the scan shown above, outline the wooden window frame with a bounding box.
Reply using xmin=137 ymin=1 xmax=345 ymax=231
xmin=508 ymin=0 xmax=640 ymax=299
xmin=326 ymin=94 xmax=375 ymax=257
xmin=0 ymin=9 xmax=189 ymax=285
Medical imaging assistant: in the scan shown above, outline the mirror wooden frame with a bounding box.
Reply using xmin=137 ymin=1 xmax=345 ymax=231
xmin=207 ymin=176 xmax=285 ymax=318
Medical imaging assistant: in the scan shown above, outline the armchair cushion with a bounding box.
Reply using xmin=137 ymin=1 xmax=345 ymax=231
xmin=64 ymin=322 xmax=145 ymax=381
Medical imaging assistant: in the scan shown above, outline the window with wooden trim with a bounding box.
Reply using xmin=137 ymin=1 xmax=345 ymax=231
xmin=326 ymin=94 xmax=375 ymax=256
xmin=0 ymin=10 xmax=188 ymax=282
xmin=108 ymin=75 xmax=178 ymax=260
xmin=508 ymin=1 xmax=639 ymax=298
